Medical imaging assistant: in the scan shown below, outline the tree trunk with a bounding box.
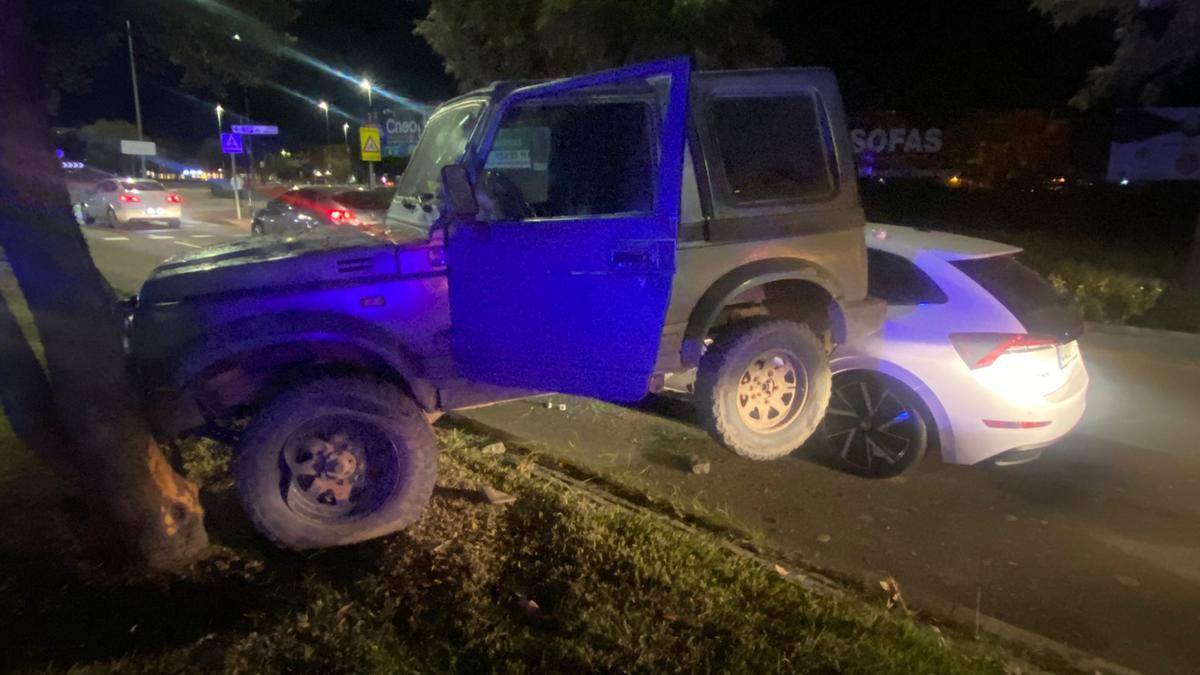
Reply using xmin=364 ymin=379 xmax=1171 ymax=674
xmin=0 ymin=0 xmax=207 ymax=571
xmin=1186 ymin=207 xmax=1200 ymax=293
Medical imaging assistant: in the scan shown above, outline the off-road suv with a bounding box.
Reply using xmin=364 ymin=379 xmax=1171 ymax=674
xmin=129 ymin=58 xmax=883 ymax=549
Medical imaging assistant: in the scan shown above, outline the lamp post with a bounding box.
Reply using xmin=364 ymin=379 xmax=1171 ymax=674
xmin=216 ymin=103 xmax=241 ymax=219
xmin=318 ymin=101 xmax=331 ymax=174
xmin=360 ymin=77 xmax=375 ymax=187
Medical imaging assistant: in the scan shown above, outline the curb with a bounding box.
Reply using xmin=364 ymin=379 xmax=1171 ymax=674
xmin=447 ymin=414 xmax=1142 ymax=675
xmin=1085 ymin=320 xmax=1200 ymax=345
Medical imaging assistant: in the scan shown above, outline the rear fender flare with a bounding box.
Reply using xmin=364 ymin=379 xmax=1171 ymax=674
xmin=682 ymin=258 xmax=846 ymax=365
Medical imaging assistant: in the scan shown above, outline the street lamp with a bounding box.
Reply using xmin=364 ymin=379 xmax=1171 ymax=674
xmin=214 ymin=103 xmax=240 ymax=219
xmin=359 ymin=78 xmax=375 ymax=186
xmin=359 ymin=78 xmax=372 ymax=108
xmin=317 ymin=100 xmax=331 ymax=173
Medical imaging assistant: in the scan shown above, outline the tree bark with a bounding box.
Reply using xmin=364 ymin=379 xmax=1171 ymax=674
xmin=1186 ymin=207 xmax=1200 ymax=293
xmin=0 ymin=0 xmax=207 ymax=571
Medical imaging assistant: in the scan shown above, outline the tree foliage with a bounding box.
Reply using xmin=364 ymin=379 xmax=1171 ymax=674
xmin=416 ymin=0 xmax=783 ymax=90
xmin=77 ymin=119 xmax=141 ymax=172
xmin=1033 ymin=0 xmax=1200 ymax=108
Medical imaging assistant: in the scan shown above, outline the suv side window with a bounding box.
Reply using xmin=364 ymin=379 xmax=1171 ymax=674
xmin=868 ymin=249 xmax=948 ymax=305
xmin=710 ymin=92 xmax=837 ymax=203
xmin=482 ymin=96 xmax=657 ymax=220
xmin=98 ymin=180 xmax=117 ymax=193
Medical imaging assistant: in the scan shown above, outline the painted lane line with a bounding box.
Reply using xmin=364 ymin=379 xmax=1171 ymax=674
xmin=146 ymin=234 xmax=175 ymax=240
xmin=173 ymin=241 xmax=204 ymax=249
xmin=102 ymin=236 xmax=130 ymax=241
xmin=190 ymin=234 xmax=215 ymax=238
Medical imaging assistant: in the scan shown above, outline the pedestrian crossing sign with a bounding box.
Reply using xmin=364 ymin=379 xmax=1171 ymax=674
xmin=359 ymin=126 xmax=382 ymax=162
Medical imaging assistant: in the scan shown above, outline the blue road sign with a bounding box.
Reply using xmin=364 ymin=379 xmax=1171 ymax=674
xmin=220 ymin=132 xmax=244 ymax=154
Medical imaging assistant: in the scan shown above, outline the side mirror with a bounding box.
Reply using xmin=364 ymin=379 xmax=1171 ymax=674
xmin=440 ymin=165 xmax=478 ymax=220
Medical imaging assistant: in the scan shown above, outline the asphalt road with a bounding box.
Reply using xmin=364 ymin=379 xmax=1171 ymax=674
xmin=463 ymin=329 xmax=1200 ymax=675
xmin=82 ymin=188 xmax=250 ymax=293
xmin=77 ymin=196 xmax=1199 ymax=673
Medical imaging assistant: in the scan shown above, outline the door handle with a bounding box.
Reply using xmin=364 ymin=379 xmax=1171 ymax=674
xmin=611 ymin=250 xmax=651 ymax=266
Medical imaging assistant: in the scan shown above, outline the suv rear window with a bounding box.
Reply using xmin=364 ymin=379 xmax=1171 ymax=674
xmin=868 ymin=249 xmax=947 ymax=305
xmin=128 ymin=181 xmax=164 ymax=191
xmin=951 ymin=255 xmax=1078 ymax=334
xmin=710 ymin=93 xmax=837 ymax=202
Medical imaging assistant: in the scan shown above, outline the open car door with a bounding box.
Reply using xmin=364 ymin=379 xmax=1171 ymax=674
xmin=446 ymin=57 xmax=690 ymax=402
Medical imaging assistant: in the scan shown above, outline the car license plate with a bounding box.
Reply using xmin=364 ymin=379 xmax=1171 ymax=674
xmin=1057 ymin=341 xmax=1079 ymax=368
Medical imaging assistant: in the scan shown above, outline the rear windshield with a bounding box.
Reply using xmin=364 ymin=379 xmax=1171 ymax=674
xmin=951 ymin=255 xmax=1066 ymax=318
xmin=335 ymin=189 xmax=394 ymax=210
xmin=127 ymin=181 xmax=164 ymax=191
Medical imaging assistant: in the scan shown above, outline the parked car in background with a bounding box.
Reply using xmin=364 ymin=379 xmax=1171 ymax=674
xmin=78 ymin=177 xmax=182 ymax=228
xmin=250 ymin=186 xmax=394 ymax=235
xmin=820 ymin=225 xmax=1088 ymax=477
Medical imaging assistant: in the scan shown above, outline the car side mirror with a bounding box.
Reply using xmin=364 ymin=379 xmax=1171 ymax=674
xmin=440 ymin=165 xmax=478 ymax=220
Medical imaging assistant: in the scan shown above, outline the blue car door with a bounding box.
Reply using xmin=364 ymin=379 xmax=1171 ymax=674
xmin=446 ymin=57 xmax=690 ymax=402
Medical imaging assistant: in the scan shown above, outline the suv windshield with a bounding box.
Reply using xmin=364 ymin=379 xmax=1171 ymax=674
xmin=387 ymin=100 xmax=485 ymax=241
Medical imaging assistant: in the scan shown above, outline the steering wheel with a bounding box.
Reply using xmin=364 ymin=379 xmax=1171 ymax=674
xmin=479 ymin=170 xmax=536 ymax=220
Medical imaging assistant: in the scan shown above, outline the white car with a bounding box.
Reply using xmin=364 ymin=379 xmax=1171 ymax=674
xmin=820 ymin=224 xmax=1089 ymax=477
xmin=79 ymin=177 xmax=182 ymax=229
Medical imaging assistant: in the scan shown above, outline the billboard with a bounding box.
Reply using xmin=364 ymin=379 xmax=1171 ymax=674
xmin=849 ymin=110 xmax=1071 ymax=186
xmin=1107 ymin=108 xmax=1200 ymax=182
xmin=381 ymin=108 xmax=427 ymax=158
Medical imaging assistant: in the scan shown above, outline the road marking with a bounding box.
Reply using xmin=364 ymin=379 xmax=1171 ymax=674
xmin=102 ymin=236 xmax=130 ymax=241
xmin=173 ymin=241 xmax=204 ymax=249
xmin=146 ymin=234 xmax=175 ymax=240
xmin=190 ymin=234 xmax=215 ymax=238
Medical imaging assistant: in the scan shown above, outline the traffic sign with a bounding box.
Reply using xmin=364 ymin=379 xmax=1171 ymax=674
xmin=120 ymin=140 xmax=157 ymax=156
xmin=220 ymin=133 xmax=244 ymax=154
xmin=232 ymin=124 xmax=279 ymax=135
xmin=360 ymin=126 xmax=382 ymax=162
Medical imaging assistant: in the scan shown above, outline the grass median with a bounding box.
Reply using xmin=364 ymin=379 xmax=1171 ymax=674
xmin=0 ymin=421 xmax=1029 ymax=674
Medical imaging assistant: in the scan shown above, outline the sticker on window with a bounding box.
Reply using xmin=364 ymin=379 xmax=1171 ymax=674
xmin=485 ymin=127 xmax=549 ymax=170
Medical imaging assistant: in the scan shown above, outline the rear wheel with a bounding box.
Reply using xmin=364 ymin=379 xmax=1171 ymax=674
xmin=251 ymin=220 xmax=264 ymax=236
xmin=166 ymin=218 xmax=181 ymax=229
xmin=105 ymin=208 xmax=119 ymax=228
xmin=821 ymin=371 xmax=928 ymax=478
xmin=234 ymin=376 xmax=438 ymax=550
xmin=695 ymin=320 xmax=831 ymax=460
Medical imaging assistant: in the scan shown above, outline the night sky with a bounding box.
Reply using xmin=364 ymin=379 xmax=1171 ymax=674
xmin=53 ymin=0 xmax=1121 ymax=155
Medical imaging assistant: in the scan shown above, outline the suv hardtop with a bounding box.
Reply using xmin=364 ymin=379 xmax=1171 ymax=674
xmin=130 ymin=57 xmax=882 ymax=549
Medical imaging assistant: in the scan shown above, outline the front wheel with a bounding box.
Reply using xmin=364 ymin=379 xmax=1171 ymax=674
xmin=695 ymin=320 xmax=831 ymax=460
xmin=234 ymin=376 xmax=438 ymax=550
xmin=820 ymin=371 xmax=928 ymax=478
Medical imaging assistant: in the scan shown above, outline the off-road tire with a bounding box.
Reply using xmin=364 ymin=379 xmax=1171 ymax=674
xmin=234 ymin=376 xmax=438 ymax=550
xmin=695 ymin=320 xmax=831 ymax=460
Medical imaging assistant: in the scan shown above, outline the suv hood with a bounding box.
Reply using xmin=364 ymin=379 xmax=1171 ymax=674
xmin=139 ymin=227 xmax=400 ymax=303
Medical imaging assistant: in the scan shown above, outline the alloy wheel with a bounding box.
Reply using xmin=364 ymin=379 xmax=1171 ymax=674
xmin=824 ymin=377 xmax=922 ymax=473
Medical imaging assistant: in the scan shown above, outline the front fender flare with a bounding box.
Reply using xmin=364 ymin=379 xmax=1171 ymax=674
xmin=175 ymin=311 xmax=436 ymax=411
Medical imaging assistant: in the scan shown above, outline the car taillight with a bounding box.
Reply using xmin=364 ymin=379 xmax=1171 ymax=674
xmin=949 ymin=333 xmax=1058 ymax=369
xmin=119 ymin=194 xmax=141 ymax=203
xmin=328 ymin=208 xmax=356 ymax=222
xmin=166 ymin=194 xmax=182 ymax=203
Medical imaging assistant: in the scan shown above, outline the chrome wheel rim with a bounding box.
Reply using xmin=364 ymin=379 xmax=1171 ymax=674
xmin=735 ymin=348 xmax=807 ymax=433
xmin=824 ymin=378 xmax=921 ymax=472
xmin=279 ymin=415 xmax=400 ymax=523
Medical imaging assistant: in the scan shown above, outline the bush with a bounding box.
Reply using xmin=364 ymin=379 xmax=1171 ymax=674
xmin=1047 ymin=261 xmax=1164 ymax=324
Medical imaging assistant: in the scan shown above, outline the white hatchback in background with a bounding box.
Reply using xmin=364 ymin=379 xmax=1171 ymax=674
xmin=820 ymin=224 xmax=1089 ymax=477
xmin=80 ymin=177 xmax=183 ymax=229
